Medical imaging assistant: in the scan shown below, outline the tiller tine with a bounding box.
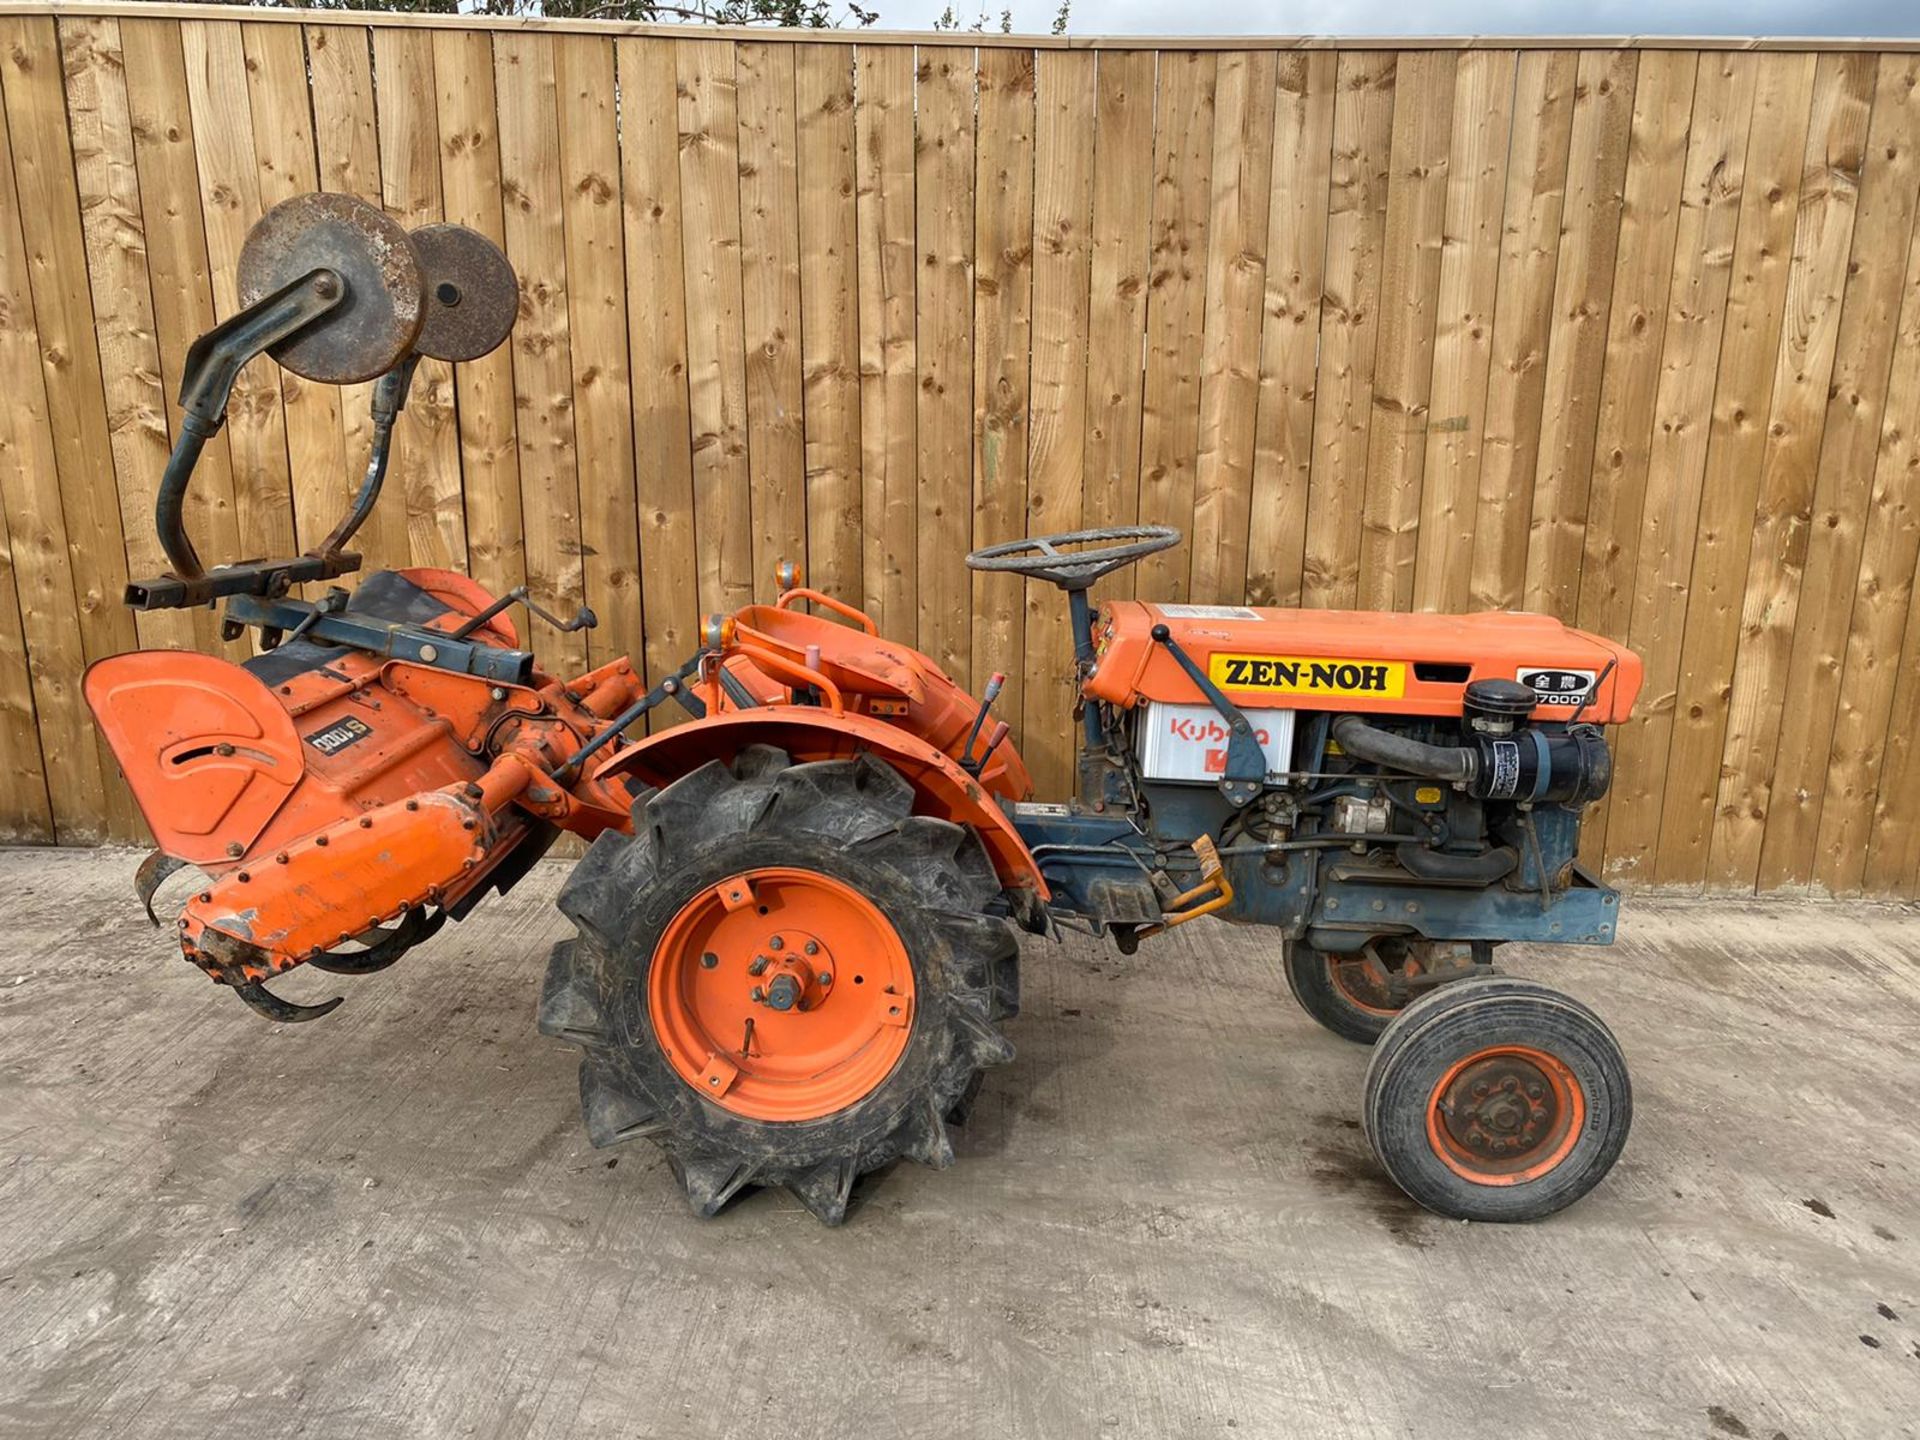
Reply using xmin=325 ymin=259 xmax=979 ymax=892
xmin=232 ymin=980 xmax=345 ymax=1025
xmin=134 ymin=849 xmax=195 ymax=927
xmin=308 ymin=907 xmax=445 ymax=975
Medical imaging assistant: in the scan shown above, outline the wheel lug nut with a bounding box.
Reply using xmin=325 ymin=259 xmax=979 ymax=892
xmin=818 ymin=973 xmax=832 ymax=986
xmin=804 ymin=940 xmax=820 ymax=956
xmin=750 ymin=985 xmax=766 ymax=1002
xmin=1526 ymin=1082 xmax=1544 ymax=1099
xmin=748 ymin=955 xmax=771 ymax=976
xmin=1530 ymin=1106 xmax=1547 ymax=1123
xmin=768 ymin=935 xmax=784 ymax=950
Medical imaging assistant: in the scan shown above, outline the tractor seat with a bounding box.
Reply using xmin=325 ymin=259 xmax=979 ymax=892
xmin=731 ymin=603 xmax=930 ymax=705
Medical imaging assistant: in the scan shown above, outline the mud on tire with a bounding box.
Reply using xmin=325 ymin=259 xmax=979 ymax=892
xmin=537 ymin=745 xmax=1019 ymax=1225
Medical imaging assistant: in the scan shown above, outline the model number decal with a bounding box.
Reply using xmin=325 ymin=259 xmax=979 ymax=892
xmin=1517 ymin=666 xmax=1596 ymax=707
xmin=1208 ymin=654 xmax=1406 ymax=698
xmin=305 ymin=715 xmax=374 ymax=756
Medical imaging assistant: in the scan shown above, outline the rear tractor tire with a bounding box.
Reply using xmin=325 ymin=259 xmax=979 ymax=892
xmin=1362 ymin=975 xmax=1631 ymax=1222
xmin=538 ymin=745 xmax=1019 ymax=1226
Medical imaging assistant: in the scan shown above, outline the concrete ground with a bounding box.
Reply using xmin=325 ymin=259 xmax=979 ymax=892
xmin=0 ymin=849 xmax=1916 ymax=1439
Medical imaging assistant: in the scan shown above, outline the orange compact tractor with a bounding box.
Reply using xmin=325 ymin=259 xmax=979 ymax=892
xmin=88 ymin=195 xmax=1645 ymax=1226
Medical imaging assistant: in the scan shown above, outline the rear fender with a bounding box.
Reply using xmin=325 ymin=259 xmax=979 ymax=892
xmin=592 ymin=707 xmax=1048 ymax=899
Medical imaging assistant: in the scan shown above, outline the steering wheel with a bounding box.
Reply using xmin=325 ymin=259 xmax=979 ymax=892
xmin=965 ymin=526 xmax=1182 ymax=591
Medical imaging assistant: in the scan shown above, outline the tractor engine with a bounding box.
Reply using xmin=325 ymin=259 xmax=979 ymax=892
xmin=1022 ymin=601 xmax=1642 ymax=994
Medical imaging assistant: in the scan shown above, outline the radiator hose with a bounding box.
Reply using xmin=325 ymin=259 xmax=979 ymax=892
xmin=1330 ymin=715 xmax=1611 ymax=806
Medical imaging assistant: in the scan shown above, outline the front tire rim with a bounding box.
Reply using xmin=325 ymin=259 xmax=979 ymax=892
xmin=1425 ymin=1044 xmax=1585 ymax=1185
xmin=647 ymin=868 xmax=916 ymax=1122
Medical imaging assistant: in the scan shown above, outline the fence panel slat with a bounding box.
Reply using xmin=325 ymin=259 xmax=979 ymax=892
xmin=434 ymin=28 xmax=527 ymax=632
xmin=1522 ymin=49 xmax=1638 ymax=622
xmin=1189 ymin=50 xmax=1276 ymax=606
xmin=554 ymin=34 xmax=641 ymax=677
xmin=1358 ymin=50 xmax=1455 ymax=613
xmin=120 ymin=18 xmax=245 ymax=636
xmin=306 ymin=21 xmax=411 ymax=576
xmin=1412 ymin=49 xmax=1515 ymax=617
xmin=970 ymin=46 xmax=1035 ymax=726
xmin=1572 ymin=49 xmax=1697 ymax=868
xmin=180 ymin=18 xmax=298 ymax=567
xmin=1469 ymin=49 xmax=1576 ymax=612
xmin=495 ymin=32 xmax=589 ymax=676
xmin=618 ymin=36 xmax=697 ymax=725
xmin=1303 ymin=50 xmax=1394 ymax=609
xmin=371 ymin=27 xmax=468 ymax=574
xmin=1246 ymin=51 xmax=1335 ymax=610
xmin=737 ymin=40 xmax=805 ymax=605
xmin=1081 ymin=48 xmax=1154 ymax=593
xmin=1022 ymin=48 xmax=1095 ymax=799
xmin=854 ymin=45 xmax=916 ymax=634
xmin=795 ymin=44 xmax=861 ymax=606
xmin=1863 ymin=550 xmax=1920 ymax=895
xmin=1817 ymin=57 xmax=1920 ymax=894
xmin=916 ymin=45 xmax=977 ymax=685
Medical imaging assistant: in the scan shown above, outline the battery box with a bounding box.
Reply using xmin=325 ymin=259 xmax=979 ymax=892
xmin=1134 ymin=701 xmax=1295 ymax=784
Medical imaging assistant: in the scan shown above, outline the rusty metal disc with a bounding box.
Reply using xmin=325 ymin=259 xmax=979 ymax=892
xmin=236 ymin=193 xmax=424 ymax=385
xmin=410 ymin=224 xmax=520 ymax=362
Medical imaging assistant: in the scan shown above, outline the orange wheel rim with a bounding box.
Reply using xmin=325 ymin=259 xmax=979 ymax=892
xmin=1328 ymin=953 xmax=1409 ymax=1016
xmin=648 ymin=868 xmax=915 ymax=1122
xmin=1425 ymin=1044 xmax=1585 ymax=1186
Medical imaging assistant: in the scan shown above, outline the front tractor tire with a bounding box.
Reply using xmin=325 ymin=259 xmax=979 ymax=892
xmin=538 ymin=746 xmax=1019 ymax=1226
xmin=1362 ymin=975 xmax=1632 ymax=1222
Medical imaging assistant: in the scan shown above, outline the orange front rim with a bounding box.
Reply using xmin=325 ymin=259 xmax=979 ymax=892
xmin=1425 ymin=1044 xmax=1585 ymax=1185
xmin=647 ymin=868 xmax=915 ymax=1122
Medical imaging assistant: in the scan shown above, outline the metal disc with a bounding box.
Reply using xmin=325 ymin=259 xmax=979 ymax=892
xmin=237 ymin=193 xmax=424 ymax=384
xmin=410 ymin=224 xmax=520 ymax=362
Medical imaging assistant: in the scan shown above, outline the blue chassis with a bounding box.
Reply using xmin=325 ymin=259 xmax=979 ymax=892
xmin=1009 ymin=804 xmax=1621 ymax=951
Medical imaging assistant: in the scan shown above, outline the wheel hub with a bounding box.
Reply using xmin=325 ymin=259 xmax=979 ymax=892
xmin=648 ymin=869 xmax=915 ymax=1122
xmin=1427 ymin=1044 xmax=1585 ymax=1184
xmin=746 ymin=931 xmax=832 ymax=1012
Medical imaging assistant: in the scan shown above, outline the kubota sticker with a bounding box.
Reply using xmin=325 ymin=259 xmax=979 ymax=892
xmin=1207 ymin=653 xmax=1406 ymax=699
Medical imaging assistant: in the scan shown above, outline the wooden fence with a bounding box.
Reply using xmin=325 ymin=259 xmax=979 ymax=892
xmin=1 ymin=5 xmax=1919 ymax=897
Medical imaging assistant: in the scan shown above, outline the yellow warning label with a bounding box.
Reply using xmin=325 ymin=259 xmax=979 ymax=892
xmin=1207 ymin=653 xmax=1407 ymax=699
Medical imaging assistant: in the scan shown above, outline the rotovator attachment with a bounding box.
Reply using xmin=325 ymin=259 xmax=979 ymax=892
xmin=87 ymin=190 xmax=1647 ymax=1228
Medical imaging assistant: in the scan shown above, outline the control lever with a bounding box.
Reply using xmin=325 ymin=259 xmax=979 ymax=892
xmin=973 ymin=720 xmax=1011 ymax=775
xmin=960 ymin=672 xmax=1006 ymax=774
xmin=448 ymin=585 xmax=597 ymax=642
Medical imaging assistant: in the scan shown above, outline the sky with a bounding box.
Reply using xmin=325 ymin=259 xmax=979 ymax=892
xmin=887 ymin=0 xmax=1920 ymax=36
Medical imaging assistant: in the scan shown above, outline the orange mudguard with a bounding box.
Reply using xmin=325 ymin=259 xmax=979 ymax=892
xmin=593 ymin=707 xmax=1048 ymax=901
